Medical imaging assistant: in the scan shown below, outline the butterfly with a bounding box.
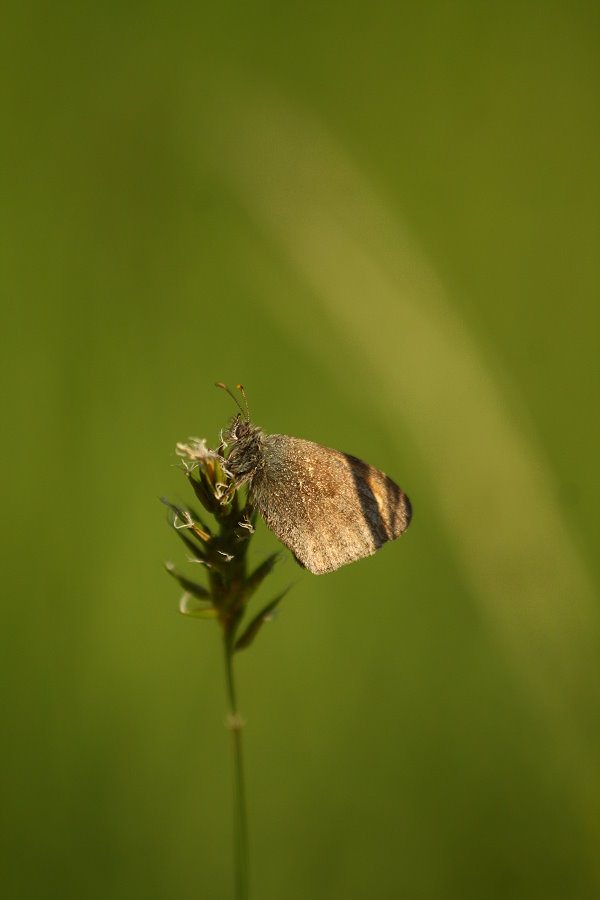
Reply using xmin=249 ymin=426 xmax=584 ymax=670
xmin=217 ymin=384 xmax=412 ymax=574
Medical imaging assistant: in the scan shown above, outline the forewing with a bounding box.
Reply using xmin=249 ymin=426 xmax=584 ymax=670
xmin=250 ymin=435 xmax=412 ymax=574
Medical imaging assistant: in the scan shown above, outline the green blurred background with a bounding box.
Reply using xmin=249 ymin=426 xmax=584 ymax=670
xmin=2 ymin=2 xmax=600 ymax=898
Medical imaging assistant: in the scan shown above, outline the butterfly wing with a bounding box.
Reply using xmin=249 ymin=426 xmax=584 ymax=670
xmin=249 ymin=435 xmax=412 ymax=575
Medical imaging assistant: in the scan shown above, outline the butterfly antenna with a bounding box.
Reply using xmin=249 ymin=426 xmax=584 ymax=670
xmin=237 ymin=384 xmax=251 ymax=422
xmin=215 ymin=381 xmax=245 ymax=416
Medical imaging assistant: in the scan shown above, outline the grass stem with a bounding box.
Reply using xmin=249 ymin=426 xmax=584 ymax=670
xmin=224 ymin=635 xmax=249 ymax=900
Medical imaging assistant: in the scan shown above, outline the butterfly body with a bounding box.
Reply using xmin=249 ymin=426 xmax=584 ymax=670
xmin=224 ymin=417 xmax=412 ymax=575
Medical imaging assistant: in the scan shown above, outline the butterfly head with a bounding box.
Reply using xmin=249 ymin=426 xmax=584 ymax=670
xmin=216 ymin=383 xmax=264 ymax=484
xmin=223 ymin=413 xmax=263 ymax=483
xmin=226 ymin=412 xmax=252 ymax=442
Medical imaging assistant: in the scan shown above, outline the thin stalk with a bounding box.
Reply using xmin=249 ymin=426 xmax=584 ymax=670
xmin=223 ymin=633 xmax=249 ymax=900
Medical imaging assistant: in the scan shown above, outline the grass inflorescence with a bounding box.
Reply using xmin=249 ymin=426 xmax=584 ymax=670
xmin=163 ymin=434 xmax=288 ymax=900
